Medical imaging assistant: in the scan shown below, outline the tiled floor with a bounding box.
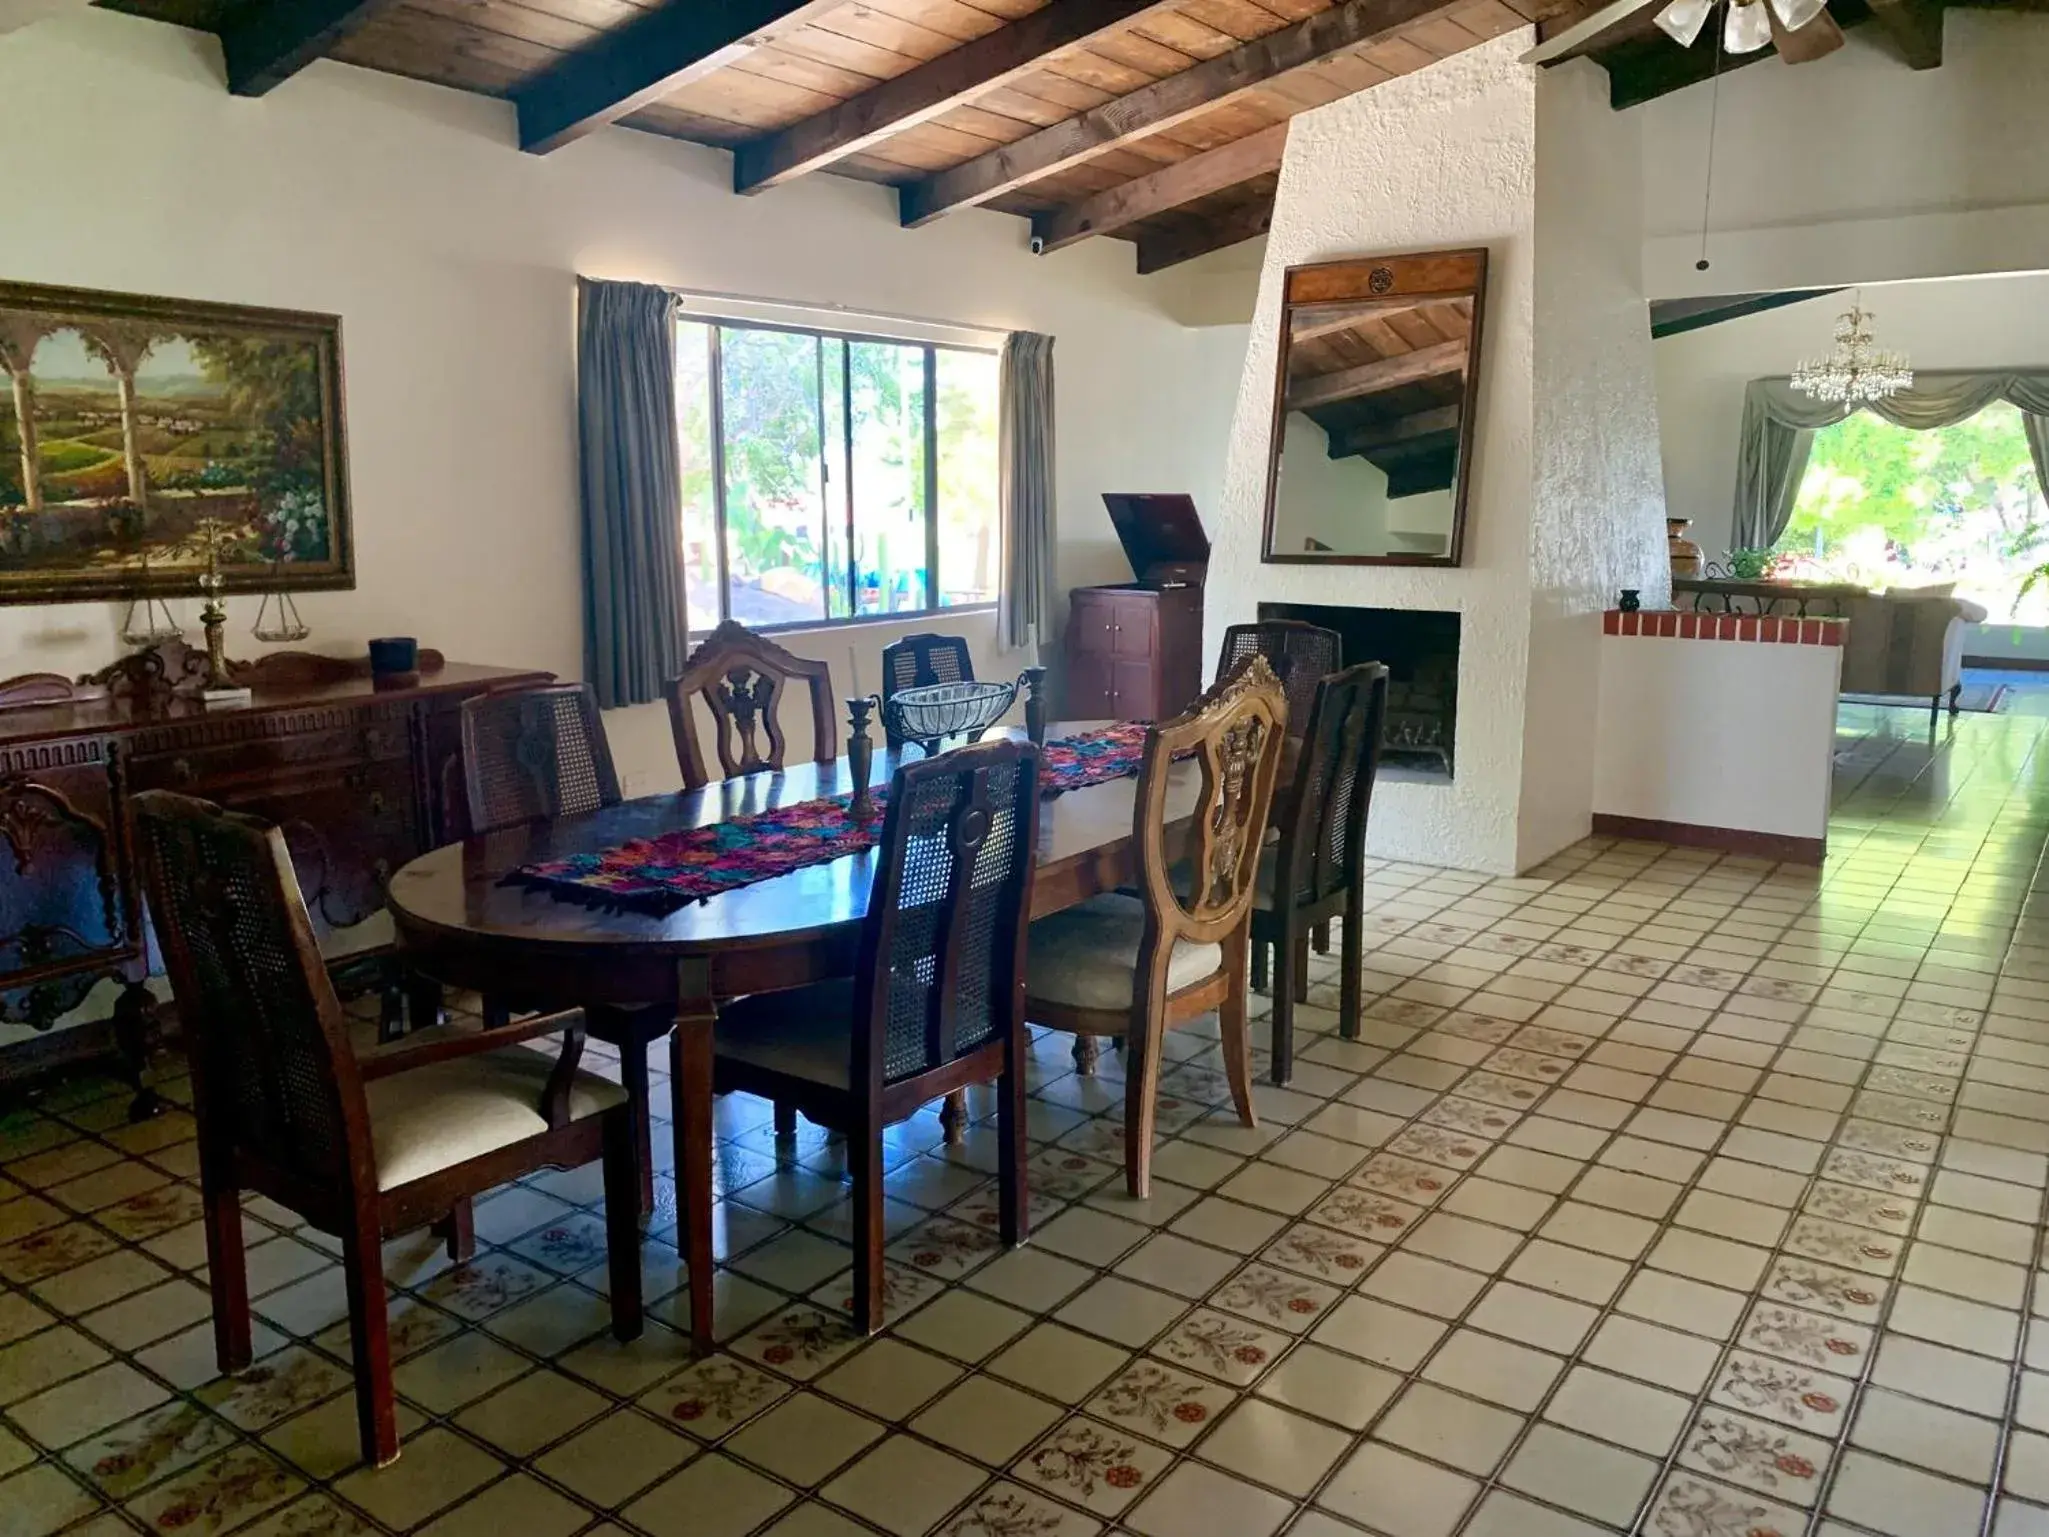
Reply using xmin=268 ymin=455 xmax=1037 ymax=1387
xmin=10 ymin=696 xmax=2049 ymax=1537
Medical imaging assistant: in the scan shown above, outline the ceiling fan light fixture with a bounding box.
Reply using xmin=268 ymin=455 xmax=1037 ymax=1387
xmin=1655 ymin=0 xmax=1716 ymax=45
xmin=1768 ymin=0 xmax=1829 ymax=30
xmin=1724 ymin=0 xmax=1773 ymax=52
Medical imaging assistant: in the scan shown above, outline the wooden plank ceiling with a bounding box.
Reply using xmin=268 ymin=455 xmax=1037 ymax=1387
xmin=1286 ymin=295 xmax=1469 ymax=488
xmin=95 ymin=0 xmax=1567 ymax=271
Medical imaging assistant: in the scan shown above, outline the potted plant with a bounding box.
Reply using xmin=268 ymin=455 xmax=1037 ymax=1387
xmin=1725 ymin=547 xmax=1779 ymax=580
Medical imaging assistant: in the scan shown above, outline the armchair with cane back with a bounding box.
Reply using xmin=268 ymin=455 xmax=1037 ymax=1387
xmin=666 ymin=619 xmax=838 ymax=791
xmin=459 ymin=683 xmax=667 ymax=1217
xmin=1215 ymin=619 xmax=1342 ymax=738
xmin=708 ymin=738 xmax=1041 ymax=1332
xmin=879 ymin=632 xmax=976 ymax=748
xmin=1254 ymin=663 xmax=1389 ymax=1085
xmin=1022 ymin=656 xmax=1288 ymax=1196
xmin=131 ymin=790 xmax=643 ymax=1469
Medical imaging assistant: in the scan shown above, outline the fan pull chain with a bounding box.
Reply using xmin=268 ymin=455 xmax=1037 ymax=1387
xmin=1696 ymin=14 xmax=1727 ymax=271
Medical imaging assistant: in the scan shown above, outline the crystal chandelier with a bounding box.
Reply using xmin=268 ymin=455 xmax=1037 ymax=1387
xmin=1655 ymin=0 xmax=1823 ymax=52
xmin=1791 ymin=301 xmax=1913 ymax=404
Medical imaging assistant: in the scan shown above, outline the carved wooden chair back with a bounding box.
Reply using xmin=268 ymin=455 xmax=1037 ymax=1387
xmin=1134 ymin=655 xmax=1288 ymax=953
xmin=853 ymin=738 xmax=1040 ymax=1098
xmin=131 ymin=791 xmax=373 ymax=1223
xmin=667 ymin=619 xmax=838 ymax=789
xmin=879 ymin=633 xmax=976 ymax=748
xmin=1215 ymin=620 xmax=1342 ymax=737
xmin=1277 ymin=662 xmax=1390 ymax=913
xmin=460 ymin=683 xmax=621 ymax=835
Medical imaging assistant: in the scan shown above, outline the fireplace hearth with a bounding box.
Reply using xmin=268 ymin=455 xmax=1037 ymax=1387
xmin=1258 ymin=603 xmax=1460 ymax=780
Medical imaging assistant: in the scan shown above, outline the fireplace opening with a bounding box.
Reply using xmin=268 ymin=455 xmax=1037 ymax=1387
xmin=1257 ymin=603 xmax=1460 ymax=782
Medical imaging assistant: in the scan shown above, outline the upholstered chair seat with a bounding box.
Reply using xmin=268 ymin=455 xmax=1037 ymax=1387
xmin=366 ymin=1050 xmax=628 ymax=1190
xmin=714 ymin=981 xmax=860 ymax=1089
xmin=1026 ymin=894 xmax=1224 ymax=1011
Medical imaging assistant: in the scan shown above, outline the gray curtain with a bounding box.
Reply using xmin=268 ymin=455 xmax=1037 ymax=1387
xmin=578 ymin=278 xmax=687 ymax=710
xmin=998 ymin=332 xmax=1057 ymax=652
xmin=1736 ymin=371 xmax=2049 ymax=550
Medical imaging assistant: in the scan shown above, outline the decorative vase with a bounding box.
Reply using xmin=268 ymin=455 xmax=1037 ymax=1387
xmin=1618 ymin=589 xmax=1641 ymax=613
xmin=1667 ymin=517 xmax=1704 ymax=580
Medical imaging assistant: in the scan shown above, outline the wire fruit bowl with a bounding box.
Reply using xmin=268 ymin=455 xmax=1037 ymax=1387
xmin=884 ymin=679 xmax=1020 ymax=756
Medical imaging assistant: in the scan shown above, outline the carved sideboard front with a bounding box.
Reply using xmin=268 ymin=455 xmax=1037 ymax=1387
xmin=0 ymin=656 xmax=549 ymax=1104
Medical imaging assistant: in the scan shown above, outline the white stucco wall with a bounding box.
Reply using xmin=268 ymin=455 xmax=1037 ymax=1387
xmin=1638 ymin=10 xmax=2049 ymax=298
xmin=1524 ymin=58 xmax=1672 ymax=867
xmin=1210 ymin=37 xmax=1665 ymax=873
xmin=1595 ymin=633 xmax=1840 ymax=842
xmin=1209 ymin=32 xmax=1540 ymax=872
xmin=0 ymin=9 xmax=1243 ymax=798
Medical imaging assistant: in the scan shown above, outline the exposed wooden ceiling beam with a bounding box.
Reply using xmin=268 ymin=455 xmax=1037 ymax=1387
xmin=1648 ymin=288 xmax=1839 ymax=338
xmin=734 ymin=0 xmax=1177 ymax=193
xmin=1327 ymin=405 xmax=1461 ymax=456
xmin=513 ymin=0 xmax=847 ymax=155
xmin=1032 ymin=122 xmax=1288 ymax=254
xmin=1594 ymin=0 xmax=1873 ymax=108
xmin=1289 ymin=298 xmax=1435 ymax=344
xmin=1866 ymin=0 xmax=1944 ymax=66
xmin=220 ymin=0 xmax=399 ymax=96
xmin=900 ymin=0 xmax=1463 ymax=228
xmin=1135 ymin=193 xmax=1276 ymax=275
xmin=1286 ymin=339 xmax=1466 ymax=411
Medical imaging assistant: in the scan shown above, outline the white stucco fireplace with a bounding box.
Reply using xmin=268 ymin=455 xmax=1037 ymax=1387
xmin=1204 ymin=34 xmax=1669 ymax=873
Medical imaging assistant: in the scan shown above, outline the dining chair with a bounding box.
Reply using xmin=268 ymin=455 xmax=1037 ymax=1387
xmin=132 ymin=790 xmax=643 ymax=1469
xmin=1253 ymin=662 xmax=1389 ymax=1085
xmin=708 ymin=738 xmax=1042 ymax=1332
xmin=460 ymin=681 xmax=665 ymax=1216
xmin=1215 ymin=619 xmax=1342 ymax=738
xmin=1023 ymin=656 xmax=1288 ymax=1197
xmin=460 ymin=681 xmax=622 ymax=831
xmin=1216 ymin=620 xmax=1344 ymax=976
xmin=667 ymin=619 xmax=837 ymax=791
xmin=879 ymin=632 xmax=975 ymax=748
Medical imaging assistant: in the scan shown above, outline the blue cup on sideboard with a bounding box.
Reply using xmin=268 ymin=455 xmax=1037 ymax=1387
xmin=368 ymin=637 xmax=418 ymax=677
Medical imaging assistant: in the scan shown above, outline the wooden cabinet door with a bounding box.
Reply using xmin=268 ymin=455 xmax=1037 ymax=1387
xmin=1108 ymin=658 xmax=1160 ymax=720
xmin=1064 ymin=650 xmax=1115 ymax=718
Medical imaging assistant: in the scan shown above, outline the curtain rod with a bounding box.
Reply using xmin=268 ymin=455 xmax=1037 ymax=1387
xmin=663 ymin=284 xmax=1004 ymax=343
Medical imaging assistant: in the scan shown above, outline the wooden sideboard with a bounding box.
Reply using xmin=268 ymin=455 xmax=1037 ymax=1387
xmin=0 ymin=651 xmax=549 ymax=1109
xmin=1063 ymin=583 xmax=1205 ymax=721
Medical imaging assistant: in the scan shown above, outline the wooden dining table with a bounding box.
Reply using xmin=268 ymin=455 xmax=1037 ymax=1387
xmin=384 ymin=722 xmax=1203 ymax=1352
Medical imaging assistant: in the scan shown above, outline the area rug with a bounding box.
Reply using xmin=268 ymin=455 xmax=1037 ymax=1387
xmin=505 ymin=721 xmax=1155 ymax=915
xmin=1841 ymin=685 xmax=2008 ymax=714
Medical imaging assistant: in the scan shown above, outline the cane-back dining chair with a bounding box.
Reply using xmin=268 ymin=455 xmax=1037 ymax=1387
xmin=1215 ymin=619 xmax=1342 ymax=738
xmin=709 ymin=738 xmax=1041 ymax=1331
xmin=1254 ymin=663 xmax=1389 ymax=1085
xmin=879 ymin=632 xmax=976 ymax=748
xmin=667 ymin=619 xmax=837 ymax=790
xmin=132 ymin=790 xmax=643 ymax=1469
xmin=1023 ymin=656 xmax=1288 ymax=1197
xmin=460 ymin=682 xmax=621 ymax=831
xmin=460 ymin=682 xmax=665 ymax=1216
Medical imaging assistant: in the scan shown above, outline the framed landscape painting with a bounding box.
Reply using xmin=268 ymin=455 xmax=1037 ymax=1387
xmin=0 ymin=280 xmax=352 ymax=604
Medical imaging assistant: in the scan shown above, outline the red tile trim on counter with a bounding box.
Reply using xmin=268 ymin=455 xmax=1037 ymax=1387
xmin=1602 ymin=610 xmax=1847 ymax=646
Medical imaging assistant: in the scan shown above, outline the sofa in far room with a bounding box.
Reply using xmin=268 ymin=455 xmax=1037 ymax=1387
xmin=1837 ymin=587 xmax=1988 ymax=719
xmin=1674 ymin=579 xmax=1988 ymax=719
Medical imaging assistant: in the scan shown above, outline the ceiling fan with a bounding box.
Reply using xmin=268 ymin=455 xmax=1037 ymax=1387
xmin=1526 ymin=0 xmax=1845 ymax=67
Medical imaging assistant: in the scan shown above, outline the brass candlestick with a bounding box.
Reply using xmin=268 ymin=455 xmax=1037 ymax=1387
xmin=1019 ymin=667 xmax=1048 ymax=746
xmin=195 ymin=528 xmax=233 ymax=691
xmin=846 ymin=695 xmax=879 ymax=817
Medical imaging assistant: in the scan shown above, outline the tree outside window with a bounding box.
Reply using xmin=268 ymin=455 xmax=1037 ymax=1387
xmin=676 ymin=318 xmax=1000 ymax=634
xmin=1777 ymin=403 xmax=2047 ymax=622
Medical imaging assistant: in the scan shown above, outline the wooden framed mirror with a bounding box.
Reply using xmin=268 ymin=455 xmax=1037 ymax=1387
xmin=1260 ymin=249 xmax=1488 ymax=567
